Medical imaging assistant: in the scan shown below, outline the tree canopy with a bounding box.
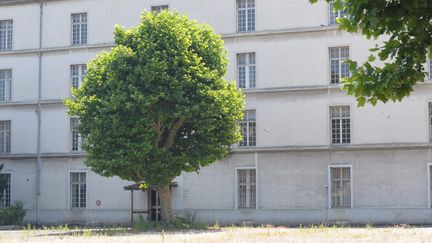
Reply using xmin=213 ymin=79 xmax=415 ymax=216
xmin=65 ymin=11 xmax=244 ymax=221
xmin=311 ymin=0 xmax=432 ymax=106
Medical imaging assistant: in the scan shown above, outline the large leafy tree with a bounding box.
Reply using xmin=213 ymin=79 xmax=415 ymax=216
xmin=311 ymin=0 xmax=432 ymax=106
xmin=65 ymin=11 xmax=244 ymax=222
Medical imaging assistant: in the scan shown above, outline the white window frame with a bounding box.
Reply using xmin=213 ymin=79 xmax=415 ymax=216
xmin=151 ymin=4 xmax=169 ymax=13
xmin=70 ymin=117 xmax=83 ymax=152
xmin=328 ymin=2 xmax=345 ymax=26
xmin=0 ymin=19 xmax=13 ymax=51
xmin=329 ymin=105 xmax=351 ymax=145
xmin=236 ymin=0 xmax=256 ymax=33
xmin=68 ymin=171 xmax=87 ymax=209
xmin=328 ymin=165 xmax=353 ymax=209
xmin=0 ymin=172 xmax=11 ymax=207
xmin=71 ymin=13 xmax=88 ymax=46
xmin=237 ymin=52 xmax=256 ymax=89
xmin=329 ymin=46 xmax=350 ymax=84
xmin=71 ymin=64 xmax=86 ymax=89
xmin=428 ymin=163 xmax=432 ymax=208
xmin=0 ymin=69 xmax=12 ymax=102
xmin=239 ymin=110 xmax=256 ymax=147
xmin=235 ymin=166 xmax=258 ymax=209
xmin=0 ymin=120 xmax=11 ymax=154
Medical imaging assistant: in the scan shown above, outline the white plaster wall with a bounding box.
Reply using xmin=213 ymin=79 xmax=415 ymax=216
xmin=0 ymin=3 xmax=40 ymax=50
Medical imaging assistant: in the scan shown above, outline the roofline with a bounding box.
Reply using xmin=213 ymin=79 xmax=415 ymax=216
xmin=0 ymin=0 xmax=63 ymax=6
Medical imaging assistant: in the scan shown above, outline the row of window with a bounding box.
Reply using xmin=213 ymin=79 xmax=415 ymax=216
xmin=239 ymin=106 xmax=351 ymax=147
xmin=0 ymin=2 xmax=344 ymax=51
xmin=236 ymin=167 xmax=352 ymax=209
xmin=2 ymin=101 xmax=432 ymax=153
xmin=237 ymin=46 xmax=350 ymax=89
xmin=0 ymin=172 xmax=85 ymax=208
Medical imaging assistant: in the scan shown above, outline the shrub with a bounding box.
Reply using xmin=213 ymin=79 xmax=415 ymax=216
xmin=0 ymin=201 xmax=26 ymax=225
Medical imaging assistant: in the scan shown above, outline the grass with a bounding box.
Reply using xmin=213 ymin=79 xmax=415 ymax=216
xmin=0 ymin=224 xmax=432 ymax=243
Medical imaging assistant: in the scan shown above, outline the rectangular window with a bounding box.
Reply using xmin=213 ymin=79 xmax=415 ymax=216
xmin=151 ymin=5 xmax=169 ymax=13
xmin=0 ymin=121 xmax=10 ymax=154
xmin=237 ymin=168 xmax=256 ymax=209
xmin=329 ymin=2 xmax=345 ymax=25
xmin=70 ymin=172 xmax=86 ymax=208
xmin=71 ymin=118 xmax=82 ymax=152
xmin=330 ymin=106 xmax=350 ymax=144
xmin=330 ymin=47 xmax=349 ymax=84
xmin=237 ymin=0 xmax=255 ymax=32
xmin=239 ymin=110 xmax=256 ymax=147
xmin=0 ymin=173 xmax=10 ymax=207
xmin=330 ymin=166 xmax=351 ymax=208
xmin=0 ymin=20 xmax=12 ymax=50
xmin=429 ymin=102 xmax=432 ymax=142
xmin=72 ymin=13 xmax=87 ymax=45
xmin=429 ymin=59 xmax=432 ymax=80
xmin=0 ymin=69 xmax=11 ymax=101
xmin=71 ymin=65 xmax=86 ymax=89
xmin=238 ymin=53 xmax=256 ymax=88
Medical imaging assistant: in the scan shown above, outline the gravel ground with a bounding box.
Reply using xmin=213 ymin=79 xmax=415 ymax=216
xmin=1 ymin=226 xmax=432 ymax=243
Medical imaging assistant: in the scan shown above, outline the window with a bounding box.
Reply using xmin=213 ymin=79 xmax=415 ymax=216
xmin=71 ymin=65 xmax=86 ymax=89
xmin=71 ymin=118 xmax=82 ymax=152
xmin=237 ymin=53 xmax=256 ymax=88
xmin=330 ymin=106 xmax=350 ymax=144
xmin=237 ymin=0 xmax=255 ymax=32
xmin=429 ymin=59 xmax=432 ymax=80
xmin=70 ymin=172 xmax=86 ymax=208
xmin=237 ymin=168 xmax=256 ymax=209
xmin=0 ymin=69 xmax=11 ymax=101
xmin=429 ymin=103 xmax=432 ymax=142
xmin=0 ymin=20 xmax=12 ymax=50
xmin=330 ymin=166 xmax=351 ymax=208
xmin=239 ymin=110 xmax=256 ymax=147
xmin=0 ymin=121 xmax=10 ymax=154
xmin=72 ymin=13 xmax=87 ymax=45
xmin=151 ymin=5 xmax=169 ymax=13
xmin=329 ymin=2 xmax=345 ymax=25
xmin=330 ymin=47 xmax=349 ymax=84
xmin=0 ymin=173 xmax=10 ymax=207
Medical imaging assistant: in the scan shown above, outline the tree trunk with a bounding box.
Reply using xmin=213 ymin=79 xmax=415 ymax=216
xmin=158 ymin=184 xmax=175 ymax=223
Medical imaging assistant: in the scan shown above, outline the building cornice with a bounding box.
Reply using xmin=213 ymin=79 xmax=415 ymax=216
xmin=0 ymin=99 xmax=63 ymax=107
xmin=1 ymin=143 xmax=431 ymax=159
xmin=233 ymin=142 xmax=432 ymax=153
xmin=0 ymin=0 xmax=62 ymax=6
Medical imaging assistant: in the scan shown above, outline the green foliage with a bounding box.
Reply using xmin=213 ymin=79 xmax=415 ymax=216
xmin=65 ymin=11 xmax=244 ymax=187
xmin=310 ymin=0 xmax=432 ymax=106
xmin=0 ymin=201 xmax=26 ymax=225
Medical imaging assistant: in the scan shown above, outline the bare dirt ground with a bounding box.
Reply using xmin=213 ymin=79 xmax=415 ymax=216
xmin=1 ymin=225 xmax=432 ymax=243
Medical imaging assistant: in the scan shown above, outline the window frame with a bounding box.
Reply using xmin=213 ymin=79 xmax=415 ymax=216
xmin=329 ymin=105 xmax=351 ymax=145
xmin=329 ymin=46 xmax=350 ymax=84
xmin=0 ymin=120 xmax=11 ymax=154
xmin=70 ymin=64 xmax=87 ymax=90
xmin=0 ymin=19 xmax=13 ymax=51
xmin=237 ymin=52 xmax=256 ymax=89
xmin=235 ymin=167 xmax=258 ymax=209
xmin=236 ymin=0 xmax=256 ymax=33
xmin=151 ymin=4 xmax=169 ymax=13
xmin=0 ymin=69 xmax=12 ymax=102
xmin=239 ymin=109 xmax=257 ymax=147
xmin=328 ymin=165 xmax=353 ymax=209
xmin=328 ymin=2 xmax=345 ymax=26
xmin=71 ymin=12 xmax=88 ymax=46
xmin=428 ymin=163 xmax=432 ymax=208
xmin=70 ymin=117 xmax=83 ymax=152
xmin=0 ymin=172 xmax=11 ymax=207
xmin=68 ymin=171 xmax=87 ymax=209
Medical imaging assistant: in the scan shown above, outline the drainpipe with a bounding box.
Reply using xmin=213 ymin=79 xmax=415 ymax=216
xmin=36 ymin=0 xmax=44 ymax=225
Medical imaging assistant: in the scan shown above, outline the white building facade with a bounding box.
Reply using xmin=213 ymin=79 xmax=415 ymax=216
xmin=1 ymin=0 xmax=432 ymax=225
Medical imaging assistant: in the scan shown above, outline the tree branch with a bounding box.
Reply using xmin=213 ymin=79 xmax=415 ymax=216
xmin=163 ymin=118 xmax=185 ymax=150
xmin=154 ymin=120 xmax=163 ymax=148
